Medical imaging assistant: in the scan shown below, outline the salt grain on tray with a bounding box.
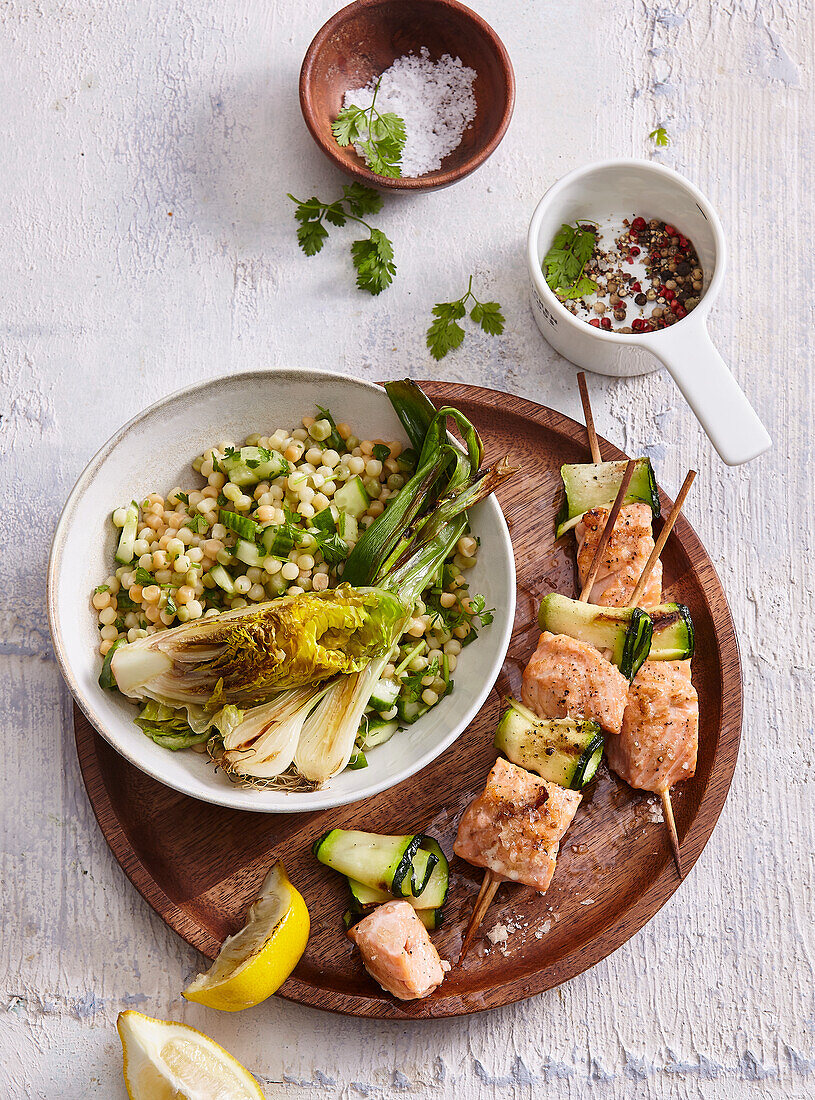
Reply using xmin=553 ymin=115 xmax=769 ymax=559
xmin=343 ymin=48 xmax=477 ymax=177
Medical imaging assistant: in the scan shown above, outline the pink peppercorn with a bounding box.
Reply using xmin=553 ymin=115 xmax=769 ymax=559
xmin=600 ymin=317 xmax=612 ymax=330
xmin=589 ymin=318 xmax=601 ymax=327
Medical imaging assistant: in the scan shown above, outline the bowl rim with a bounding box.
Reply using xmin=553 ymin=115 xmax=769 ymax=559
xmin=47 ymin=368 xmax=516 ymax=813
xmin=298 ymin=0 xmax=516 ymax=192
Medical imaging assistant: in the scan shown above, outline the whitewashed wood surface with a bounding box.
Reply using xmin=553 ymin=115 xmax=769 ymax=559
xmin=1 ymin=0 xmax=812 ymax=1096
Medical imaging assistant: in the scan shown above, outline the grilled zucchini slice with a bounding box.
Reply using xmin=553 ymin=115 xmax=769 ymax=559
xmin=538 ymin=592 xmax=653 ymax=680
xmin=649 ymin=603 xmax=695 ymax=660
xmin=495 ymin=699 xmax=604 ymax=789
xmin=555 ymin=458 xmax=659 ymax=538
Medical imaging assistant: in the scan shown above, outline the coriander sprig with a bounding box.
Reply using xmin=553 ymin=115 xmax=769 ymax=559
xmin=287 ymin=183 xmax=396 ymax=295
xmin=426 ymin=276 xmax=505 ymax=360
xmin=332 ymin=77 xmax=407 ymax=179
xmin=649 ymin=126 xmax=670 ymax=147
xmin=542 ymin=222 xmax=598 ymax=300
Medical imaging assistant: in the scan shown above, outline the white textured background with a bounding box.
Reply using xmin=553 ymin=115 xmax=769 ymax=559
xmin=1 ymin=1 xmax=813 ymax=1097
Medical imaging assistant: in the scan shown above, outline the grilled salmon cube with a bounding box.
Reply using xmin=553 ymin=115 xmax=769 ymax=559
xmin=454 ymin=758 xmax=581 ymax=892
xmin=347 ymin=900 xmax=450 ymax=1001
xmin=522 ymin=631 xmax=629 ymax=735
xmin=576 ymin=503 xmax=663 ymax=609
xmin=606 ymin=660 xmax=698 ymax=793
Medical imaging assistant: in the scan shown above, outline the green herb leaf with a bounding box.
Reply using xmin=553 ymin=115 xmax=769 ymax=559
xmin=342 ymin=182 xmax=383 ymax=218
xmin=542 ymin=223 xmax=598 ymax=299
xmin=94 ymin=584 xmax=110 ymax=594
xmin=372 ymin=443 xmax=390 ymax=463
xmin=427 ymin=300 xmax=466 ymax=360
xmin=175 ymin=491 xmax=190 ymax=506
xmin=164 ymin=591 xmax=178 ymax=616
xmin=323 ymin=201 xmax=348 ymax=228
xmin=470 ymin=301 xmax=505 ymax=336
xmin=332 ymin=105 xmax=366 ymax=148
xmin=649 ymin=126 xmax=669 ymax=146
xmin=351 ymin=229 xmax=396 ymax=295
xmin=296 ymin=219 xmax=328 ymax=256
xmin=135 ymin=567 xmax=154 ymax=586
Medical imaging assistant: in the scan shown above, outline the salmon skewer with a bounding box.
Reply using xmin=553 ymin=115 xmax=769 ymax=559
xmin=457 ymin=464 xmax=636 ymax=958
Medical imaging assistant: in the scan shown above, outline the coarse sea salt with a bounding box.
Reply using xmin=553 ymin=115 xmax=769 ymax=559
xmin=343 ymin=48 xmax=477 ymax=178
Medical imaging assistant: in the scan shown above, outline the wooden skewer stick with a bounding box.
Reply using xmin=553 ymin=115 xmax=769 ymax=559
xmin=459 ymin=870 xmax=502 ymax=961
xmin=629 ymin=470 xmax=697 ymax=609
xmin=577 ymin=372 xmax=602 ymax=464
xmin=625 ymin=468 xmax=697 ymax=877
xmin=460 ymin=464 xmax=636 ymax=961
xmin=660 ymin=787 xmax=683 ymax=878
xmin=578 ymin=459 xmax=636 ymax=603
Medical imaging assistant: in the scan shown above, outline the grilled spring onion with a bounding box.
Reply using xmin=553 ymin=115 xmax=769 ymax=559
xmin=538 ymin=592 xmax=653 ymax=681
xmin=494 ymin=698 xmax=604 ymax=790
xmin=115 ymin=501 xmax=139 ymax=564
xmin=649 ymin=603 xmax=695 ymax=660
xmin=313 ymin=829 xmax=449 ymax=906
xmin=555 ymin=458 xmax=659 ymax=538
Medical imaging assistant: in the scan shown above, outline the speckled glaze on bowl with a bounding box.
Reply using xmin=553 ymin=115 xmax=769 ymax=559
xmin=47 ymin=369 xmax=516 ymax=813
xmin=299 ymin=0 xmax=515 ymax=192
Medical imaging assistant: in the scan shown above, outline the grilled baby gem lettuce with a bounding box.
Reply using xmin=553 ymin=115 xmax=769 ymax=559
xmin=109 ymin=586 xmax=405 ymax=708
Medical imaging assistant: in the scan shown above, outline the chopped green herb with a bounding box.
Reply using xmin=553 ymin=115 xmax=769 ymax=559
xmin=372 ymin=443 xmax=391 ymax=463
xmin=649 ymin=126 xmax=670 ymax=146
xmin=94 ymin=584 xmax=110 ymax=595
xmin=175 ymin=491 xmax=190 ymax=506
xmin=187 ymin=514 xmax=207 ymax=534
xmin=135 ymin=567 xmax=154 ymax=586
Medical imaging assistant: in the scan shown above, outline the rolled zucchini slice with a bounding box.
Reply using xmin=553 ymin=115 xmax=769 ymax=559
xmin=555 ymin=458 xmax=659 ymax=538
xmin=313 ymin=829 xmax=448 ymax=902
xmin=538 ymin=592 xmax=653 ymax=681
xmin=649 ymin=603 xmax=695 ymax=660
xmin=494 ymin=699 xmax=604 ymax=790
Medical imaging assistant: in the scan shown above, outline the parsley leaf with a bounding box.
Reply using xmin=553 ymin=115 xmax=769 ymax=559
xmin=288 ymin=186 xmax=395 ymax=295
xmin=351 ymin=229 xmax=396 ymax=295
xmin=427 ymin=277 xmax=506 ymax=360
xmin=135 ymin=567 xmax=154 ymax=586
xmin=332 ymin=78 xmax=406 ymax=179
xmin=542 ymin=223 xmax=598 ymax=300
xmin=94 ymin=584 xmax=110 ymax=594
xmin=649 ymin=126 xmax=669 ymax=146
xmin=372 ymin=443 xmax=390 ymax=463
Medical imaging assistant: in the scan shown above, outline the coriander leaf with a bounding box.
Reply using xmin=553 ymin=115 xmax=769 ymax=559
xmin=543 ymin=222 xmax=597 ymax=298
xmin=94 ymin=584 xmax=110 ymax=594
xmin=342 ymin=182 xmax=383 ymax=218
xmin=164 ymin=591 xmax=178 ymax=615
xmin=332 ymin=106 xmax=365 ymax=147
xmin=557 ymin=275 xmax=597 ymax=300
xmin=291 ymin=196 xmax=324 ymax=222
xmin=372 ymin=443 xmax=390 ymax=463
xmin=323 ymin=201 xmax=347 ymax=228
xmin=296 ymin=218 xmax=328 ymax=256
xmin=175 ymin=491 xmax=190 ymax=506
xmin=135 ymin=567 xmax=154 ymax=586
xmin=649 ymin=126 xmax=669 ymax=146
xmin=470 ymin=301 xmax=505 ymax=336
xmin=362 ymin=138 xmax=402 ymax=179
xmin=187 ymin=515 xmax=207 ymax=534
xmin=319 ymin=532 xmax=350 ymax=564
xmin=351 ymin=229 xmax=396 ymax=295
xmin=427 ymin=300 xmax=467 ymax=360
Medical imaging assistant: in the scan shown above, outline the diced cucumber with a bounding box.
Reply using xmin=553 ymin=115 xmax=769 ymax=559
xmin=220 ymin=446 xmax=290 ymax=487
xmin=494 ymin=698 xmax=604 ymax=790
xmin=234 ymin=538 xmax=265 ymax=568
xmin=311 ymin=507 xmax=336 ymax=533
xmin=649 ymin=603 xmax=695 ymax=660
xmin=115 ymin=501 xmax=139 ymax=564
xmin=208 ymin=563 xmax=235 ymax=596
xmin=538 ymin=593 xmax=653 ymax=681
xmin=313 ymin=830 xmax=422 ymax=897
xmin=333 ymin=475 xmax=370 ymax=518
xmin=359 ymin=718 xmax=399 ymax=751
xmin=368 ymin=678 xmax=400 ymax=712
xmin=396 ymin=697 xmax=430 ymax=725
xmin=348 ymin=749 xmax=368 ymax=770
xmin=220 ymin=510 xmax=261 ymax=541
xmin=555 ymin=458 xmax=659 ymax=538
xmin=336 ymin=511 xmax=358 ymax=543
xmin=261 ymin=524 xmax=298 ymax=557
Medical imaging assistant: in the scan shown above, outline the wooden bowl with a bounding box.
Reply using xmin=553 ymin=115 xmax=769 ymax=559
xmin=299 ymin=0 xmax=515 ymax=192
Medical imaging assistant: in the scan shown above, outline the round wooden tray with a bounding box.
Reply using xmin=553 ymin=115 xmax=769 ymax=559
xmin=74 ymin=381 xmax=742 ymax=1019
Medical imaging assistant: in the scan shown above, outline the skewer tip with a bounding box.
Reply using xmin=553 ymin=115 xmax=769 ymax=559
xmin=660 ymin=787 xmax=683 ymax=878
xmin=459 ymin=871 xmax=502 ymax=962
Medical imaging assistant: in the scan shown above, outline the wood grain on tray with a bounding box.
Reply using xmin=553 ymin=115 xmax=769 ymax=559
xmin=73 ymin=382 xmax=742 ymax=1019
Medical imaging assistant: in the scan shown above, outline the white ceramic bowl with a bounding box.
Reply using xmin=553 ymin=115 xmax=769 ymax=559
xmin=47 ymin=369 xmax=516 ymax=813
xmin=527 ymin=160 xmax=770 ymax=466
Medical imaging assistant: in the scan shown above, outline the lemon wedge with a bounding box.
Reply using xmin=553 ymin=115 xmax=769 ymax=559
xmin=183 ymin=862 xmax=309 ymax=1012
xmin=117 ymin=1010 xmax=264 ymax=1099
